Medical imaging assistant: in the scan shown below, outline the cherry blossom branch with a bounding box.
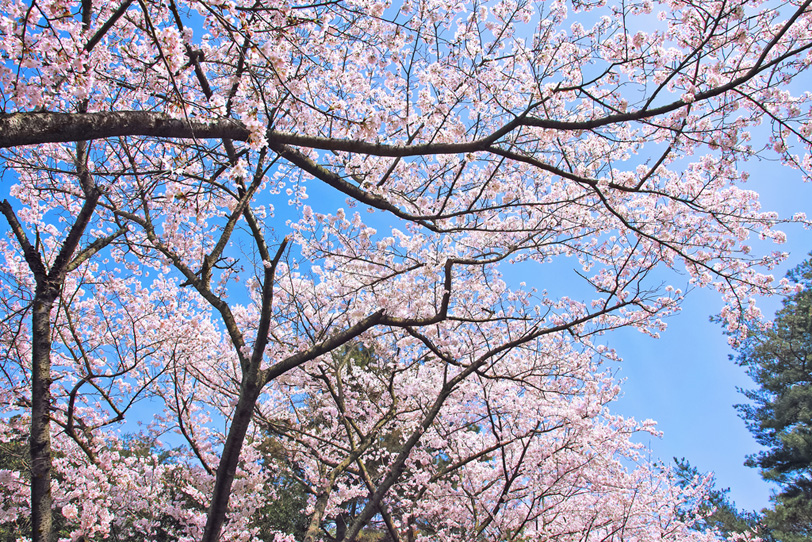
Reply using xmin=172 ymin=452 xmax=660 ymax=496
xmin=3 ymin=12 xmax=809 ymax=157
xmin=0 ymin=111 xmax=250 ymax=148
xmin=0 ymin=200 xmax=46 ymax=280
xmin=475 ymin=419 xmax=540 ymax=537
xmin=343 ymin=298 xmax=636 ymax=540
xmin=266 ymin=141 xmax=440 ymax=231
xmin=354 ymin=456 xmax=402 ymax=542
xmin=118 ymin=207 xmax=252 ymax=368
xmin=170 ymin=352 xmax=215 ymax=475
xmin=300 ymin=389 xmax=399 ymax=542
xmin=67 ymin=226 xmax=127 ymax=272
xmin=84 ymin=0 xmax=135 ymax=52
xmin=200 ymin=150 xmax=271 ymax=289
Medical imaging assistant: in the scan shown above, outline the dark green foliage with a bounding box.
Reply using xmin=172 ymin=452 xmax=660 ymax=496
xmin=732 ymin=255 xmax=812 ymax=540
xmin=253 ymin=436 xmax=310 ymax=541
xmin=736 ymin=257 xmax=812 ymax=485
xmin=672 ymin=458 xmax=761 ymax=537
xmin=760 ymin=481 xmax=812 ymax=542
xmin=0 ymin=418 xmax=70 ymax=542
xmin=0 ymin=423 xmax=31 ymax=541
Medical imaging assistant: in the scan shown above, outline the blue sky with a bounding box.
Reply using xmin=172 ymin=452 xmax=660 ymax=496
xmin=606 ymin=162 xmax=812 ymax=513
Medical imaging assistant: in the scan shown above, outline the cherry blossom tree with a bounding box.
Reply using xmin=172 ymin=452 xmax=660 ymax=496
xmin=0 ymin=138 xmax=123 ymax=540
xmin=1 ymin=0 xmax=812 ymax=540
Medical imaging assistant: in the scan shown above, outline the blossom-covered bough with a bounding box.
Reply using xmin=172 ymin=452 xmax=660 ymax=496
xmin=0 ymin=0 xmax=810 ymax=540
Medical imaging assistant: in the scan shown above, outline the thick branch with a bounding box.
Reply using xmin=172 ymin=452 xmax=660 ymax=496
xmin=85 ymin=0 xmax=135 ymax=52
xmin=5 ymin=9 xmax=812 ymax=154
xmin=249 ymin=238 xmax=288 ymax=372
xmin=0 ymin=200 xmax=47 ymax=281
xmin=267 ymin=141 xmax=440 ymax=230
xmin=263 ymin=309 xmax=387 ymax=383
xmin=0 ymin=111 xmax=250 ymax=148
xmin=67 ymin=226 xmax=127 ymax=272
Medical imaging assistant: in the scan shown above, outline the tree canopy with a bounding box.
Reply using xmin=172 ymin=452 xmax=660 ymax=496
xmin=1 ymin=0 xmax=811 ymax=540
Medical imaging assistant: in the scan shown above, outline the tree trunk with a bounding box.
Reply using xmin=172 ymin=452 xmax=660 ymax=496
xmin=1 ymin=147 xmax=102 ymax=542
xmin=30 ymin=294 xmax=56 ymax=542
xmin=201 ymin=380 xmax=262 ymax=542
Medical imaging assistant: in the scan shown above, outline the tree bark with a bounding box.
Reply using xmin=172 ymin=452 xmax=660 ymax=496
xmin=0 ymin=111 xmax=250 ymax=148
xmin=201 ymin=380 xmax=262 ymax=542
xmin=30 ymin=293 xmax=56 ymax=542
xmin=1 ymin=162 xmax=101 ymax=541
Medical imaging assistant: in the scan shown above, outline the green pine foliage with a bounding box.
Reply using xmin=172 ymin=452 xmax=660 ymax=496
xmin=761 ymin=482 xmax=812 ymax=542
xmin=732 ymin=255 xmax=812 ymax=540
xmin=672 ymin=458 xmax=761 ymax=537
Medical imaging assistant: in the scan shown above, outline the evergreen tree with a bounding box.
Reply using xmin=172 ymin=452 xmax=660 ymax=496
xmin=761 ymin=482 xmax=812 ymax=542
xmin=734 ymin=255 xmax=812 ymax=540
xmin=672 ymin=458 xmax=761 ymax=538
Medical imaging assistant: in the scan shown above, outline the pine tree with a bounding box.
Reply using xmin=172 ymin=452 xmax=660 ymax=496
xmin=734 ymin=256 xmax=812 ymax=540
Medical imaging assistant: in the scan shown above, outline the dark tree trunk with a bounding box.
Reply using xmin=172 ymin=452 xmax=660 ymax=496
xmin=30 ymin=294 xmax=56 ymax=542
xmin=201 ymin=381 xmax=262 ymax=542
xmin=1 ymin=167 xmax=102 ymax=542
